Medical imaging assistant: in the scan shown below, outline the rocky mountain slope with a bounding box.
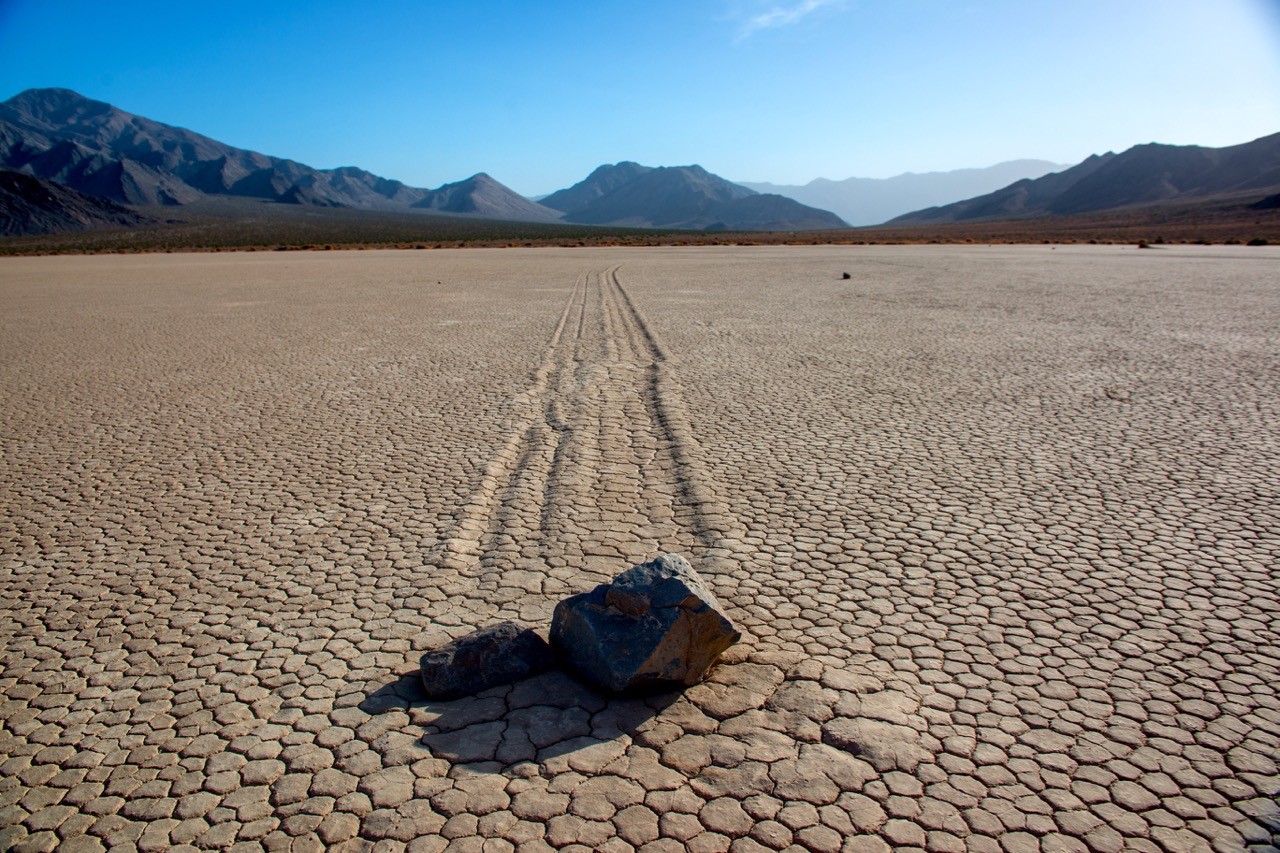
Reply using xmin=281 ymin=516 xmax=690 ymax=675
xmin=540 ymin=162 xmax=655 ymax=214
xmin=0 ymin=88 xmax=559 ymax=221
xmin=0 ymin=168 xmax=153 ymax=235
xmin=892 ymin=133 xmax=1280 ymax=224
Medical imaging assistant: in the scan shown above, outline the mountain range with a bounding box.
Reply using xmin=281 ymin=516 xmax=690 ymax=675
xmin=0 ymin=88 xmax=845 ymax=232
xmin=891 ymin=133 xmax=1280 ymax=224
xmin=740 ymin=160 xmax=1065 ymax=226
xmin=3 ymin=87 xmax=1278 ymax=241
xmin=0 ymin=88 xmax=563 ymax=217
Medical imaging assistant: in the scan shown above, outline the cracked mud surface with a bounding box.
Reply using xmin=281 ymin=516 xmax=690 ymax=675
xmin=1 ymin=245 xmax=1277 ymax=852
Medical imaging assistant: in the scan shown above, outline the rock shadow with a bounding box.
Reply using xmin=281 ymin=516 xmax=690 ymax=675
xmin=360 ymin=667 xmax=678 ymax=775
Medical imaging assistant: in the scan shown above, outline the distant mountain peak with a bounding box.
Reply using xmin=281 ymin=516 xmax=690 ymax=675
xmin=411 ymin=172 xmax=562 ymax=221
xmin=590 ymin=160 xmax=646 ymax=172
xmin=541 ymin=160 xmax=844 ymax=231
xmin=4 ymin=87 xmax=117 ymax=125
xmin=7 ymin=87 xmax=94 ymax=105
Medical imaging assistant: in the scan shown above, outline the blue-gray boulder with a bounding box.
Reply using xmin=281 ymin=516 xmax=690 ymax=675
xmin=550 ymin=554 xmax=741 ymax=693
xmin=420 ymin=622 xmax=554 ymax=700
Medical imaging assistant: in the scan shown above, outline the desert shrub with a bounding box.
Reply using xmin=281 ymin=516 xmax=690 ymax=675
xmin=1247 ymin=237 xmax=1269 ymax=246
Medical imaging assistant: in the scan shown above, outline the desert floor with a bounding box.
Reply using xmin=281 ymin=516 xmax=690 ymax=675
xmin=1 ymin=245 xmax=1277 ymax=853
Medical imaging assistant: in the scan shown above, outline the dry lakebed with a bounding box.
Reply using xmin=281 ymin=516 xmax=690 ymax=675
xmin=1 ymin=245 xmax=1277 ymax=852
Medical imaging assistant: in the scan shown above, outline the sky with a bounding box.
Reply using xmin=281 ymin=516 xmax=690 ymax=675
xmin=2 ymin=0 xmax=1278 ymax=196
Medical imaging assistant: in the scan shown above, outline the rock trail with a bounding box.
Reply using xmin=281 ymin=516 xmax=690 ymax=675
xmin=428 ymin=265 xmax=751 ymax=631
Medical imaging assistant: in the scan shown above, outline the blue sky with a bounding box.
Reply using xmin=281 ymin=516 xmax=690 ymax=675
xmin=2 ymin=0 xmax=1278 ymax=195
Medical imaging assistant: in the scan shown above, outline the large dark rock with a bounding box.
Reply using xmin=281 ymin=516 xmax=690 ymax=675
xmin=550 ymin=554 xmax=741 ymax=693
xmin=419 ymin=622 xmax=554 ymax=700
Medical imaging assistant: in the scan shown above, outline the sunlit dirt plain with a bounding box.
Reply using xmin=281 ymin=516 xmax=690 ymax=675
xmin=2 ymin=245 xmax=1277 ymax=852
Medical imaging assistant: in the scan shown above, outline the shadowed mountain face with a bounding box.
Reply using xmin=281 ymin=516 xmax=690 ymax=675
xmin=0 ymin=88 xmax=559 ymax=221
xmin=892 ymin=133 xmax=1280 ymax=224
xmin=544 ymin=162 xmax=848 ymax=231
xmin=740 ymin=160 xmax=1065 ymax=226
xmin=0 ymin=168 xmax=154 ymax=235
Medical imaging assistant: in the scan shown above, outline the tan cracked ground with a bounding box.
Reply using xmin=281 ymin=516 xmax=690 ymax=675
xmin=1 ymin=245 xmax=1277 ymax=853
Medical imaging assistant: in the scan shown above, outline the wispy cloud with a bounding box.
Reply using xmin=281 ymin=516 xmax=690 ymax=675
xmin=736 ymin=0 xmax=843 ymax=40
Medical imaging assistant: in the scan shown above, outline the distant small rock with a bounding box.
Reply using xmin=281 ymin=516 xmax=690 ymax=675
xmin=841 ymin=272 xmax=851 ymax=280
xmin=551 ymin=554 xmax=741 ymax=693
xmin=420 ymin=622 xmax=554 ymax=700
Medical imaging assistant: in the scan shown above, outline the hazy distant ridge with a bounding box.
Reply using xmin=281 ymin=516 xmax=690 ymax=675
xmin=891 ymin=134 xmax=1280 ymax=224
xmin=740 ymin=160 xmax=1065 ymax=226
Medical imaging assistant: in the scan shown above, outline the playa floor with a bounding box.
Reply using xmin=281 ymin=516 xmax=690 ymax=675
xmin=1 ymin=245 xmax=1277 ymax=852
